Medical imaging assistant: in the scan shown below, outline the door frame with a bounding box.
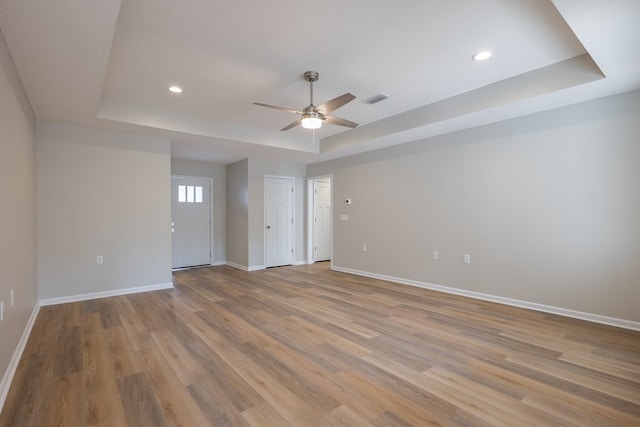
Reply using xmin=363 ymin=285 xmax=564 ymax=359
xmin=264 ymin=175 xmax=295 ymax=268
xmin=306 ymin=174 xmax=333 ymax=265
xmin=171 ymin=175 xmax=214 ymax=268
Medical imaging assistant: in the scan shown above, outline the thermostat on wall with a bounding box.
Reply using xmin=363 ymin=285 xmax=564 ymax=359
xmin=345 ymin=198 xmax=352 ymax=204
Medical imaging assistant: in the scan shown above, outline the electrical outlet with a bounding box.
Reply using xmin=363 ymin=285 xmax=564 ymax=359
xmin=464 ymin=254 xmax=471 ymax=264
xmin=362 ymin=244 xmax=367 ymax=252
xmin=10 ymin=289 xmax=15 ymax=307
xmin=96 ymin=255 xmax=104 ymax=265
xmin=432 ymin=251 xmax=438 ymax=260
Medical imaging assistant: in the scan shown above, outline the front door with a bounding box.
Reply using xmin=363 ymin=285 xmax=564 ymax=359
xmin=265 ymin=176 xmax=294 ymax=267
xmin=171 ymin=176 xmax=211 ymax=269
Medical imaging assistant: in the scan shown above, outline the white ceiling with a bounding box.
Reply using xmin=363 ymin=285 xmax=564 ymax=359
xmin=1 ymin=0 xmax=639 ymax=164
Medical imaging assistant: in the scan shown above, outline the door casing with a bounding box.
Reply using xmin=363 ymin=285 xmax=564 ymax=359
xmin=264 ymin=175 xmax=294 ymax=268
xmin=171 ymin=175 xmax=213 ymax=269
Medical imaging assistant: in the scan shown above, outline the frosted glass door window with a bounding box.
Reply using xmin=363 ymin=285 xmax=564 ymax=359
xmin=178 ymin=185 xmax=204 ymax=204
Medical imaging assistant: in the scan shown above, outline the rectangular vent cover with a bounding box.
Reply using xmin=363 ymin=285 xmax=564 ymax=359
xmin=364 ymin=93 xmax=390 ymax=105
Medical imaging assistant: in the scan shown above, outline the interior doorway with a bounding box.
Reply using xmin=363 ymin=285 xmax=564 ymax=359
xmin=307 ymin=175 xmax=332 ymax=264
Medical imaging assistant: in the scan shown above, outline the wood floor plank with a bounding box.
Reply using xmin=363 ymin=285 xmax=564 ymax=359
xmin=241 ymin=401 xmax=292 ymax=427
xmin=183 ymin=328 xmax=265 ymax=413
xmin=136 ymin=341 xmax=213 ymax=427
xmin=81 ymin=311 xmax=129 ymax=427
xmin=98 ymin=299 xmax=122 ymax=329
xmin=1 ymin=351 xmax=53 ymax=426
xmin=117 ymin=372 xmax=167 ymax=427
xmin=53 ymin=325 xmax=83 ymax=377
xmin=522 ymin=391 xmax=637 ymax=427
xmin=325 ymin=404 xmax=375 ymax=427
xmin=118 ymin=308 xmax=153 ymax=352
xmin=206 ymin=334 xmax=330 ymax=426
xmin=469 ymin=358 xmax=640 ymax=424
xmin=41 ymin=372 xmax=84 ymax=427
xmin=2 ymin=263 xmax=639 ymax=426
xmin=241 ymin=340 xmax=341 ymax=413
xmin=424 ymin=365 xmax=572 ymax=427
xmin=150 ymin=329 xmax=206 ymax=386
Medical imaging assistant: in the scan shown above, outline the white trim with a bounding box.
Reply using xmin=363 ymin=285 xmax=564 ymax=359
xmin=39 ymin=282 xmax=174 ymax=306
xmin=226 ymin=262 xmax=247 ymax=271
xmin=227 ymin=262 xmax=266 ymax=271
xmin=213 ymin=260 xmax=227 ymax=266
xmin=307 ymin=177 xmax=314 ymax=264
xmin=293 ymin=260 xmax=307 ymax=266
xmin=264 ymin=175 xmax=295 ymax=268
xmin=171 ymin=175 xmax=214 ymax=268
xmin=306 ymin=174 xmax=333 ymax=265
xmin=0 ymin=303 xmax=41 ymax=412
xmin=332 ymin=265 xmax=640 ymax=332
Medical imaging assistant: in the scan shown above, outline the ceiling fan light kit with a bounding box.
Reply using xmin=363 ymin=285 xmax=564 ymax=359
xmin=301 ymin=113 xmax=322 ymax=129
xmin=254 ymin=71 xmax=359 ymax=132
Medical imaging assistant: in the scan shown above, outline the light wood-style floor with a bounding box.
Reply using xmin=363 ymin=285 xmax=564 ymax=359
xmin=2 ymin=263 xmax=639 ymax=426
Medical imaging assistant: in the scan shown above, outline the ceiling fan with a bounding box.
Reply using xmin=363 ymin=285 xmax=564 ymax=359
xmin=254 ymin=71 xmax=359 ymax=131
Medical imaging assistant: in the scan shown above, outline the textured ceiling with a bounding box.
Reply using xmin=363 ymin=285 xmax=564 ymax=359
xmin=1 ymin=0 xmax=639 ymax=164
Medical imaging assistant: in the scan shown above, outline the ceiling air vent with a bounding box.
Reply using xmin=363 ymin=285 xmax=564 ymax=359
xmin=364 ymin=93 xmax=390 ymax=105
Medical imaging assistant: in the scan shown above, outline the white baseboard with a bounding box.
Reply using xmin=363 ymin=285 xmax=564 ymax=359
xmin=0 ymin=303 xmax=41 ymax=413
xmin=226 ymin=262 xmax=266 ymax=272
xmin=39 ymin=282 xmax=174 ymax=306
xmin=227 ymin=262 xmax=265 ymax=271
xmin=332 ymin=265 xmax=640 ymax=332
xmin=228 ymin=261 xmax=306 ymax=270
xmin=213 ymin=260 xmax=227 ymax=266
xmin=226 ymin=262 xmax=248 ymax=271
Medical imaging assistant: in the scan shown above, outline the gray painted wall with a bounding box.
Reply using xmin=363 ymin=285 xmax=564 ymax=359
xmin=171 ymin=159 xmax=227 ymax=264
xmin=309 ymin=90 xmax=640 ymax=322
xmin=0 ymin=29 xmax=38 ymax=400
xmin=37 ymin=122 xmax=172 ymax=299
xmin=226 ymin=159 xmax=249 ymax=267
xmin=226 ymin=158 xmax=306 ymax=269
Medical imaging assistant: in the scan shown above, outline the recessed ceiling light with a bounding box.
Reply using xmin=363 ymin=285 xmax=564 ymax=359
xmin=472 ymin=51 xmax=492 ymax=61
xmin=169 ymin=86 xmax=182 ymax=93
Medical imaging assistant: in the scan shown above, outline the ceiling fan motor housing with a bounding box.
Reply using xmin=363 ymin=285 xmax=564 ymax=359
xmin=304 ymin=71 xmax=319 ymax=82
xmin=303 ymin=106 xmax=323 ymax=118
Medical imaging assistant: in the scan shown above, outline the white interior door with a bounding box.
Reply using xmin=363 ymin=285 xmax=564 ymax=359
xmin=171 ymin=176 xmax=211 ymax=269
xmin=265 ymin=176 xmax=293 ymax=267
xmin=313 ymin=179 xmax=332 ymax=261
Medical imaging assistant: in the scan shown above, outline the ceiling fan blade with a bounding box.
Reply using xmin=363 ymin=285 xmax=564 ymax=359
xmin=281 ymin=118 xmax=302 ymax=131
xmin=317 ymin=93 xmax=356 ymax=114
xmin=324 ymin=115 xmax=359 ymax=128
xmin=253 ymin=102 xmax=302 ymax=115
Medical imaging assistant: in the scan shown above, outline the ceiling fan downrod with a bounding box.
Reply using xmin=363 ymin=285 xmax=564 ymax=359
xmin=304 ymin=71 xmax=319 ymax=107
